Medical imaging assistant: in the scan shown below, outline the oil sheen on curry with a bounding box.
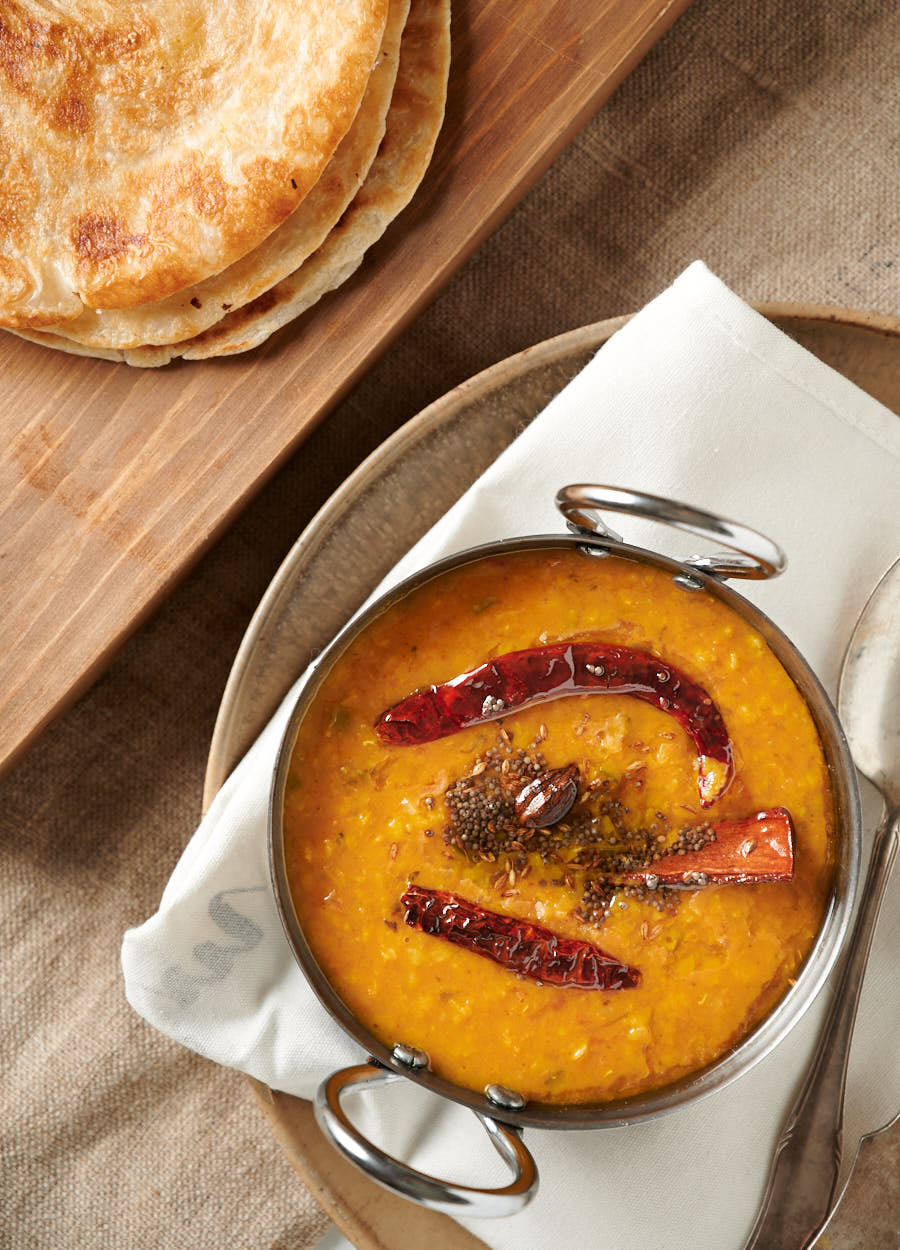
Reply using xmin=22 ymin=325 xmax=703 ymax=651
xmin=283 ymin=549 xmax=834 ymax=1104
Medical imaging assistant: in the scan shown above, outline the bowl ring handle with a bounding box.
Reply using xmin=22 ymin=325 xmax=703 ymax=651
xmin=314 ymin=1061 xmax=539 ymax=1217
xmin=556 ymin=483 xmax=786 ymax=581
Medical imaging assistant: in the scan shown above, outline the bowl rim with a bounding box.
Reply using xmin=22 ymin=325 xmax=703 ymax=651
xmin=268 ymin=529 xmax=861 ymax=1130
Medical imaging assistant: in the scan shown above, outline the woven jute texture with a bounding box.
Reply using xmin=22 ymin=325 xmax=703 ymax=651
xmin=2 ymin=1 xmax=898 ymax=1247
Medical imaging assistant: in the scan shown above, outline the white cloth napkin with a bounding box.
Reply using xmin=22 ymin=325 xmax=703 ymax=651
xmin=122 ymin=262 xmax=900 ymax=1250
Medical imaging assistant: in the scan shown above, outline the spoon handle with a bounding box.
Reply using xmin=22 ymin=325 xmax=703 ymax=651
xmin=745 ymin=804 xmax=900 ymax=1250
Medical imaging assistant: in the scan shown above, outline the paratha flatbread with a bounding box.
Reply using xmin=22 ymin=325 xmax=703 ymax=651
xmin=36 ymin=0 xmax=409 ymax=350
xmin=0 ymin=0 xmax=388 ymax=328
xmin=11 ymin=0 xmax=450 ymax=367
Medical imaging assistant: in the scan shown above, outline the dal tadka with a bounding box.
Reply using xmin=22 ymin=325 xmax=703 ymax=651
xmin=283 ymin=548 xmax=834 ymax=1104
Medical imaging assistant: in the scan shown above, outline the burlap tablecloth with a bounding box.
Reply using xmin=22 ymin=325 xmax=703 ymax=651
xmin=3 ymin=2 xmax=898 ymax=1247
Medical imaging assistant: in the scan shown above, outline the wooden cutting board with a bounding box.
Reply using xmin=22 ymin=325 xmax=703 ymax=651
xmin=0 ymin=0 xmax=690 ymax=777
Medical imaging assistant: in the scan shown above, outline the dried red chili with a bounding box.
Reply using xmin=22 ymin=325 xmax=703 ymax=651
xmin=376 ymin=643 xmax=733 ymax=806
xmin=400 ymin=883 xmax=640 ymax=990
xmin=621 ymin=808 xmax=795 ymax=886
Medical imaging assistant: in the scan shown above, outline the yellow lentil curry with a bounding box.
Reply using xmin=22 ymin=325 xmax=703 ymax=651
xmin=283 ymin=548 xmax=834 ymax=1104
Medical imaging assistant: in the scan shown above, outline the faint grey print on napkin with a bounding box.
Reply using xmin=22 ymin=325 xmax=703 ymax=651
xmin=141 ymin=886 xmax=267 ymax=1008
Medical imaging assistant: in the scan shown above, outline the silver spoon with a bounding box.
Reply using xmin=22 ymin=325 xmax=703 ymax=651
xmin=746 ymin=555 xmax=900 ymax=1249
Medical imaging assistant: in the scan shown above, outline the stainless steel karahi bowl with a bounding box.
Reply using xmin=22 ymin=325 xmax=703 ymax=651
xmin=268 ymin=484 xmax=860 ymax=1217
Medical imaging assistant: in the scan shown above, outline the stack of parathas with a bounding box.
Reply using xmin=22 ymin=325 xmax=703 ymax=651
xmin=1 ymin=0 xmax=449 ymax=365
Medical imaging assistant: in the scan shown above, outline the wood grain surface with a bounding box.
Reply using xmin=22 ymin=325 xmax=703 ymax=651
xmin=0 ymin=0 xmax=690 ymax=777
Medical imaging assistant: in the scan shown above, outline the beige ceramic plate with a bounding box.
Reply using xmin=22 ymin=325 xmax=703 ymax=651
xmin=203 ymin=305 xmax=900 ymax=1250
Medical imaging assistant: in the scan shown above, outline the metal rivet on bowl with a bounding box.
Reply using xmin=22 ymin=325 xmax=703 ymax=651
xmin=392 ymin=1042 xmax=429 ymax=1070
xmin=577 ymin=543 xmax=612 ymax=560
xmin=485 ymin=1084 xmax=526 ymax=1110
xmin=673 ymin=573 xmax=704 ymax=591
